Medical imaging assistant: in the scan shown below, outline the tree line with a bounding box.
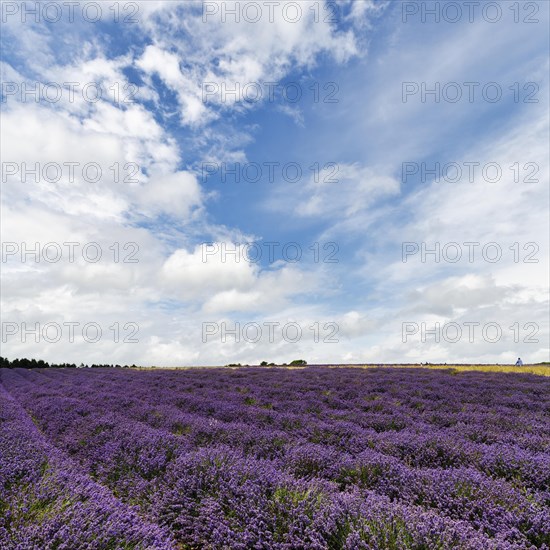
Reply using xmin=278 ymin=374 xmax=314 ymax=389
xmin=0 ymin=357 xmax=309 ymax=369
xmin=0 ymin=357 xmax=135 ymax=369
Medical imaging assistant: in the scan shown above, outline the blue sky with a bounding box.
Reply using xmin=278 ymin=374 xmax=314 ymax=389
xmin=1 ymin=0 xmax=549 ymax=365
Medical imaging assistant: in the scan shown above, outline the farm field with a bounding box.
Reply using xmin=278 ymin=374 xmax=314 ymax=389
xmin=1 ymin=367 xmax=549 ymax=549
xmin=325 ymin=364 xmax=550 ymax=377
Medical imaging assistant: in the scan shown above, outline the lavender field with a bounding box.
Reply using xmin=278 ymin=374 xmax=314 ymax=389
xmin=1 ymin=367 xmax=549 ymax=549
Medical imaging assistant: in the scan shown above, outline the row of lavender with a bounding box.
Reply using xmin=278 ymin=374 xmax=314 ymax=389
xmin=0 ymin=380 xmax=174 ymax=549
xmin=1 ymin=366 xmax=549 ymax=548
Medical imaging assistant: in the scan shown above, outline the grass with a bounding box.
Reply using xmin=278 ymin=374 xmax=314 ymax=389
xmin=315 ymin=364 xmax=550 ymax=376
xmin=129 ymin=364 xmax=550 ymax=376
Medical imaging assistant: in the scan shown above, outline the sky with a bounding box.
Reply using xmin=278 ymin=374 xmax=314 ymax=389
xmin=1 ymin=0 xmax=549 ymax=366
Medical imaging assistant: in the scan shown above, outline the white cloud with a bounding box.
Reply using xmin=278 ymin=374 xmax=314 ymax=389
xmin=134 ymin=171 xmax=203 ymax=219
xmin=132 ymin=0 xmax=367 ymax=126
xmin=136 ymin=45 xmax=212 ymax=126
xmin=267 ymin=162 xmax=400 ymax=218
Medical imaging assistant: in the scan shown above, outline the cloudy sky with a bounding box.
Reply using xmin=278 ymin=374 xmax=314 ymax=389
xmin=1 ymin=0 xmax=548 ymax=366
